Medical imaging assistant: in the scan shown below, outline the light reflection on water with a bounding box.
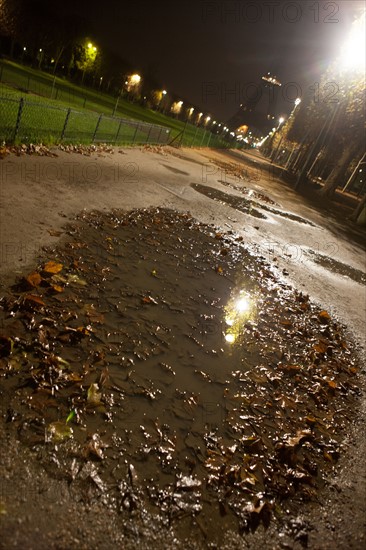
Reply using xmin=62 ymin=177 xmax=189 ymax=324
xmin=224 ymin=290 xmax=257 ymax=345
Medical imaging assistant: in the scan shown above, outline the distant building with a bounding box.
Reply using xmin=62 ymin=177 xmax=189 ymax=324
xmin=227 ymin=73 xmax=282 ymax=138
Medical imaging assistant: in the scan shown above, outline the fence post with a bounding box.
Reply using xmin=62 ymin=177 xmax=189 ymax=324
xmin=114 ymin=119 xmax=123 ymax=144
xmin=132 ymin=123 xmax=140 ymax=144
xmin=178 ymin=120 xmax=188 ymax=148
xmin=13 ymin=98 xmax=24 ymax=142
xmin=200 ymin=130 xmax=207 ymax=147
xmin=191 ymin=126 xmax=198 ymax=148
xmin=92 ymin=114 xmax=102 ymax=142
xmin=146 ymin=125 xmax=153 ymax=144
xmin=157 ymin=127 xmax=163 ymax=144
xmin=61 ymin=108 xmax=71 ymax=141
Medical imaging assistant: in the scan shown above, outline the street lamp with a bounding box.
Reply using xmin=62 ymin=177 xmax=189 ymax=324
xmin=339 ymin=10 xmax=365 ymax=71
xmin=130 ymin=73 xmax=141 ymax=85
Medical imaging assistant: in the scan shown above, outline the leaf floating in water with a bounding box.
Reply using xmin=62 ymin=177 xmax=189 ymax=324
xmin=43 ymin=261 xmax=63 ymax=275
xmin=286 ymin=430 xmax=312 ymax=448
xmin=83 ymin=433 xmax=105 ymax=460
xmin=23 ymin=294 xmax=45 ymax=309
xmin=87 ymin=383 xmax=102 ymax=405
xmin=49 ymin=284 xmax=64 ymax=294
xmin=65 ymin=273 xmax=87 ymax=286
xmin=66 ymin=409 xmax=76 ymax=424
xmin=46 ymin=421 xmax=73 ymax=442
xmin=25 ymin=272 xmax=42 ymax=288
xmin=142 ymin=295 xmax=158 ymax=305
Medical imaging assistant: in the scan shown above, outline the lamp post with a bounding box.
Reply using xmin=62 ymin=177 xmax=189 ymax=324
xmin=270 ymin=117 xmax=285 ymax=162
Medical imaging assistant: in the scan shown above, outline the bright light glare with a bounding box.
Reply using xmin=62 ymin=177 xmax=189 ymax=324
xmin=295 ymin=98 xmax=301 ymax=106
xmin=225 ymin=333 xmax=236 ymax=344
xmin=339 ymin=12 xmax=365 ymax=71
xmin=235 ymin=297 xmax=250 ymax=314
xmin=130 ymin=74 xmax=141 ymax=84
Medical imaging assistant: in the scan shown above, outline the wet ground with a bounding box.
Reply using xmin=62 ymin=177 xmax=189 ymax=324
xmin=0 ymin=145 xmax=365 ymax=549
xmin=0 ymin=206 xmax=364 ymax=548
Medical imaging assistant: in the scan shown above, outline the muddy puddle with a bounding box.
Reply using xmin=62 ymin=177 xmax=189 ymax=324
xmin=191 ymin=183 xmax=266 ymax=219
xmin=306 ymin=250 xmax=366 ymax=286
xmin=0 ymin=208 xmax=361 ymax=546
xmin=192 ymin=183 xmax=315 ymax=226
xmin=217 ymin=180 xmax=279 ymax=206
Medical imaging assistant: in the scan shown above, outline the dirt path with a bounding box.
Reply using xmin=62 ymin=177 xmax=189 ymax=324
xmin=0 ymin=145 xmax=365 ymax=549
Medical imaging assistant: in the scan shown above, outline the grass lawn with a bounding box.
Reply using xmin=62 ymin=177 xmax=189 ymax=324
xmin=0 ymin=60 xmax=230 ymax=148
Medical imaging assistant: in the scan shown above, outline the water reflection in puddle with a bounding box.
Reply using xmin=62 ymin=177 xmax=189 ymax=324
xmin=0 ymin=208 xmax=360 ymax=545
xmin=193 ymin=182 xmax=316 ymax=226
xmin=191 ymin=183 xmax=266 ymax=219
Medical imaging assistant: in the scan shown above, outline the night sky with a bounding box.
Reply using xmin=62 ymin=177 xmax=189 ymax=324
xmin=62 ymin=0 xmax=363 ymax=122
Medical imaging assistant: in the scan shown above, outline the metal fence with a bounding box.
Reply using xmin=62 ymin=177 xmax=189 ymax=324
xmin=0 ymin=95 xmax=171 ymax=146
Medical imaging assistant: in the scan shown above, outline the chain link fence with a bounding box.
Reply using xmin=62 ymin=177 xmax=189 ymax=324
xmin=0 ymin=95 xmax=171 ymax=145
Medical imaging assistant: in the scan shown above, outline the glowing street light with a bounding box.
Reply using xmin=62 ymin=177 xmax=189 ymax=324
xmin=171 ymin=100 xmax=183 ymax=115
xmin=339 ymin=10 xmax=365 ymax=71
xmin=130 ymin=73 xmax=141 ymax=84
xmin=187 ymin=107 xmax=194 ymax=119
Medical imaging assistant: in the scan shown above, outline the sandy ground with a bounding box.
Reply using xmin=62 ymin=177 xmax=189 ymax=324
xmin=0 ymin=145 xmax=365 ymax=549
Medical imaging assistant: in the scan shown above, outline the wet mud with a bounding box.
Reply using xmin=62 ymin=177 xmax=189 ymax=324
xmin=193 ymin=183 xmax=315 ymax=226
xmin=191 ymin=183 xmax=267 ymax=219
xmin=217 ymin=180 xmax=279 ymax=206
xmin=0 ymin=208 xmax=362 ymax=547
xmin=306 ymin=250 xmax=366 ymax=286
xmin=218 ymin=180 xmax=317 ymax=226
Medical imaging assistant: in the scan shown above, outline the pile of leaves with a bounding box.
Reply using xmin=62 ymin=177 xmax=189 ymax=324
xmin=0 ymin=142 xmax=123 ymax=160
xmin=0 ymin=142 xmax=58 ymax=158
xmin=0 ymin=208 xmax=361 ymax=544
xmin=58 ymin=143 xmax=118 ymax=156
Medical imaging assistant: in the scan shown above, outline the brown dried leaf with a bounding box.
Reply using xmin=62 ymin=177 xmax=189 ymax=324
xmin=23 ymin=294 xmax=45 ymax=308
xmin=43 ymin=261 xmax=63 ymax=274
xmin=25 ymin=272 xmax=42 ymax=288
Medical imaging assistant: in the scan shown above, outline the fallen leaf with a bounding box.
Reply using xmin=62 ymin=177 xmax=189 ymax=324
xmin=142 ymin=296 xmax=158 ymax=304
xmin=87 ymin=383 xmax=102 ymax=405
xmin=46 ymin=421 xmax=73 ymax=442
xmin=23 ymin=294 xmax=45 ymax=308
xmin=43 ymin=261 xmax=63 ymax=274
xmin=25 ymin=272 xmax=42 ymax=287
xmin=318 ymin=310 xmax=330 ymax=323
